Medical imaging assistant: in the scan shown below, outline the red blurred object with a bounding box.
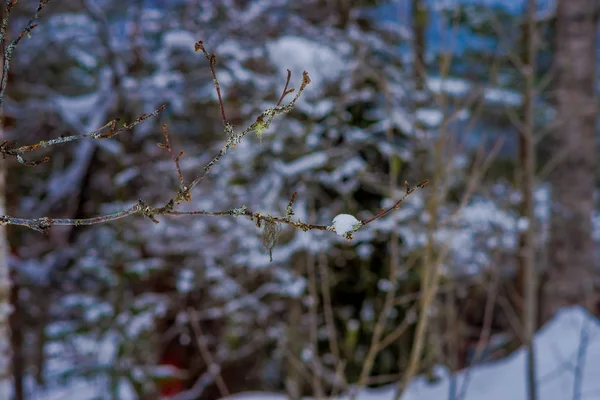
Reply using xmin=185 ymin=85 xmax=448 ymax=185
xmin=159 ymin=352 xmax=184 ymax=397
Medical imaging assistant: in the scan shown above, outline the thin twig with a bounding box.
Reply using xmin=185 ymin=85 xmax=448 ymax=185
xmin=284 ymin=190 xmax=297 ymax=221
xmin=377 ymin=302 xmax=418 ymax=352
xmin=306 ymin=245 xmax=325 ymax=399
xmin=158 ymin=123 xmax=185 ymax=190
xmin=187 ymin=308 xmax=230 ymax=399
xmin=456 ymin=272 xmax=500 ymax=400
xmin=194 ymin=40 xmax=229 ymax=132
xmin=318 ymin=253 xmax=348 ymax=395
xmin=361 ymin=179 xmax=430 ymax=226
xmin=572 ymin=318 xmax=590 ymax=400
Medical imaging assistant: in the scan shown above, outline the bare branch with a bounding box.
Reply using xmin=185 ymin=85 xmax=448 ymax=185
xmin=0 ymin=105 xmax=167 ymax=165
xmin=0 ymin=38 xmax=427 ymax=266
xmin=158 ymin=123 xmax=186 ymax=193
xmin=0 ymin=0 xmax=51 ymax=108
xmin=361 ymin=179 xmax=430 ymax=226
xmin=0 ymin=205 xmax=139 ymax=234
xmin=284 ymin=190 xmax=297 ymax=222
xmin=186 ymin=70 xmax=311 ymax=193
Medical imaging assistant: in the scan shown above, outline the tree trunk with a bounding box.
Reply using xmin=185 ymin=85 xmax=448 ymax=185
xmin=10 ymin=277 xmax=23 ymax=400
xmin=517 ymin=1 xmax=538 ymax=399
xmin=0 ymin=3 xmax=11 ymax=392
xmin=412 ymin=0 xmax=427 ymax=93
xmin=0 ymin=135 xmax=11 ymax=399
xmin=546 ymin=0 xmax=598 ymax=318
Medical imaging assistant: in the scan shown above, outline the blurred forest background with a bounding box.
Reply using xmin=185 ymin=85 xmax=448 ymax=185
xmin=0 ymin=0 xmax=599 ymax=399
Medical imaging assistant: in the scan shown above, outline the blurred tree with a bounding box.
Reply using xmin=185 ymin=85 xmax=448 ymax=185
xmin=545 ymin=0 xmax=598 ymax=318
xmin=0 ymin=3 xmax=10 ymax=396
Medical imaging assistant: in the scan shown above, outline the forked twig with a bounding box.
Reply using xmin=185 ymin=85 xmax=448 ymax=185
xmin=277 ymin=69 xmax=295 ymax=107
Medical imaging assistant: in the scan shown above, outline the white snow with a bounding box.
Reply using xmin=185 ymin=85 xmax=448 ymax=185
xmin=428 ymin=76 xmax=523 ymax=107
xmin=516 ymin=216 xmax=530 ymax=232
xmin=427 ymin=76 xmax=471 ymax=96
xmin=276 ymin=152 xmax=329 ymax=176
xmin=416 ymin=108 xmax=444 ymax=127
xmin=226 ymin=306 xmax=600 ymax=400
xmin=162 ymin=30 xmax=197 ymax=51
xmin=266 ymin=36 xmax=346 ymax=93
xmin=177 ymin=268 xmax=195 ymax=293
xmin=484 ymin=87 xmax=523 ymax=106
xmin=332 ymin=214 xmax=361 ymax=237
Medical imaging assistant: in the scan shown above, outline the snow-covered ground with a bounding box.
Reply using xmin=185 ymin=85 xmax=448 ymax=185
xmin=30 ymin=305 xmax=600 ymax=399
xmin=229 ymin=306 xmax=600 ymax=400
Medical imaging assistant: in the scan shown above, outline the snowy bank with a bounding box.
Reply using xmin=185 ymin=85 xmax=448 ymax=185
xmin=228 ymin=306 xmax=600 ymax=400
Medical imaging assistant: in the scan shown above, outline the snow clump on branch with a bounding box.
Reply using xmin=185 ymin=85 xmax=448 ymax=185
xmin=331 ymin=214 xmax=362 ymax=240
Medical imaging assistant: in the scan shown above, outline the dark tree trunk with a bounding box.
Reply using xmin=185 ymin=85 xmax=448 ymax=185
xmin=9 ymin=277 xmax=23 ymax=400
xmin=546 ymin=0 xmax=598 ymax=318
xmin=412 ymin=0 xmax=427 ymax=93
xmin=0 ymin=3 xmax=12 ymax=395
